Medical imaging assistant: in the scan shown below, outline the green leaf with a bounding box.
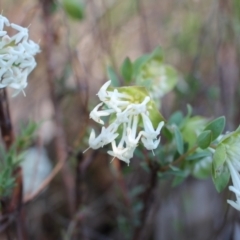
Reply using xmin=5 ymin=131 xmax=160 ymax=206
xmin=212 ymin=143 xmax=227 ymax=177
xmin=107 ymin=66 xmax=120 ymax=87
xmin=62 ymin=0 xmax=85 ymax=20
xmin=149 ymin=46 xmax=164 ymax=62
xmin=204 ymin=116 xmax=225 ymax=141
xmin=13 ymin=121 xmax=39 ymax=151
xmin=192 ymin=156 xmax=212 ymax=179
xmin=173 ymin=126 xmax=184 ymax=154
xmin=172 ymin=176 xmax=186 ymax=187
xmin=169 ymin=111 xmax=184 ymax=126
xmin=161 ymin=126 xmax=173 ymax=141
xmin=133 ymin=55 xmax=149 ymax=78
xmin=186 ymin=150 xmax=212 ymax=161
xmin=212 ymin=164 xmax=230 ymax=192
xmin=181 ymin=116 xmax=208 ymax=148
xmin=186 ymin=104 xmax=193 ymax=118
xmin=158 ymin=168 xmax=188 ymax=179
xmin=197 ymin=130 xmax=212 ymax=149
xmin=121 ymin=57 xmax=132 ymax=83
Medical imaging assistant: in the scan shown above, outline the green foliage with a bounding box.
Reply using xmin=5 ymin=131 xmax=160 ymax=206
xmin=14 ymin=121 xmax=39 ymax=150
xmin=173 ymin=126 xmax=184 ymax=155
xmin=121 ymin=57 xmax=133 ymax=83
xmin=211 ymin=127 xmax=240 ymax=192
xmin=158 ymin=165 xmax=189 ymax=187
xmin=135 ymin=46 xmax=178 ymax=100
xmin=0 ymin=167 xmax=15 ymax=197
xmin=107 ymin=66 xmax=120 ymax=87
xmin=197 ymin=130 xmax=212 ymax=149
xmin=233 ymin=0 xmax=240 ymax=21
xmin=186 ymin=150 xmax=212 ymax=161
xmin=181 ymin=116 xmax=207 ymax=148
xmin=212 ymin=165 xmax=230 ymax=193
xmin=204 ymin=116 xmax=225 ymax=141
xmin=172 ymin=175 xmax=188 ymax=187
xmin=211 ymin=143 xmax=229 ymax=192
xmin=192 ymin=156 xmax=212 ymax=179
xmin=212 ymin=144 xmax=226 ymax=177
xmin=161 ymin=125 xmax=173 ymax=141
xmin=0 ymin=121 xmax=39 ymax=197
xmin=169 ymin=111 xmax=184 ymax=126
xmin=62 ymin=0 xmax=85 ymax=20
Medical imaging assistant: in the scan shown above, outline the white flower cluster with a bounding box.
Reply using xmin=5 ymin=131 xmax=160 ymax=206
xmin=224 ymin=135 xmax=240 ymax=211
xmin=226 ymin=158 xmax=240 ymax=211
xmin=0 ymin=15 xmax=40 ymax=96
xmin=86 ymin=80 xmax=164 ymax=165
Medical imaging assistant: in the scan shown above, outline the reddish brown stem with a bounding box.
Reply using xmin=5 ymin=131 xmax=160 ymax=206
xmin=0 ymin=88 xmax=27 ymax=239
xmin=0 ymin=89 xmax=14 ymax=149
xmin=40 ymin=0 xmax=76 ymax=215
xmin=133 ymin=161 xmax=158 ymax=240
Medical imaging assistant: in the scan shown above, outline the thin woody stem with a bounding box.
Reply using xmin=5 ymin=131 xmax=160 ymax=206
xmin=0 ymin=88 xmax=14 ymax=149
xmin=0 ymin=88 xmax=27 ymax=240
xmin=160 ymin=145 xmax=198 ymax=171
xmin=133 ymin=159 xmax=158 ymax=240
xmin=40 ymin=0 xmax=76 ymax=215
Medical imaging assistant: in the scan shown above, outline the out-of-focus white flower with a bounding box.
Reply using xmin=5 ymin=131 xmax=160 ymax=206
xmin=224 ymin=134 xmax=240 ymax=210
xmin=227 ymin=159 xmax=240 ymax=211
xmin=86 ymin=80 xmax=164 ymax=165
xmin=21 ymin=147 xmax=52 ymax=196
xmin=213 ymin=129 xmax=240 ymax=211
xmin=0 ymin=15 xmax=40 ymax=96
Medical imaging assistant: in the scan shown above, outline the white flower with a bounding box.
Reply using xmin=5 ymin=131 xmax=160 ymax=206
xmin=126 ymin=115 xmax=142 ymax=148
xmin=96 ymin=80 xmax=111 ymax=102
xmin=140 ymin=116 xmax=164 ymax=152
xmin=89 ymin=103 xmax=115 ymax=125
xmin=86 ymin=81 xmax=164 ymax=164
xmin=88 ymin=125 xmax=119 ymax=149
xmin=215 ymin=130 xmax=240 ymax=211
xmin=141 ymin=113 xmax=164 ymax=138
xmin=107 ymin=143 xmax=135 ymax=166
xmin=227 ymin=160 xmax=240 ymax=211
xmin=141 ymin=137 xmax=160 ymax=151
xmin=0 ymin=15 xmax=40 ymax=96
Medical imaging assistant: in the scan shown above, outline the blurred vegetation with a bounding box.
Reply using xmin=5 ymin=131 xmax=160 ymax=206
xmin=0 ymin=0 xmax=240 ymax=239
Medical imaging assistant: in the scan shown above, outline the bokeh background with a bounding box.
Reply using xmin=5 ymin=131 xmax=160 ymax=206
xmin=0 ymin=0 xmax=240 ymax=239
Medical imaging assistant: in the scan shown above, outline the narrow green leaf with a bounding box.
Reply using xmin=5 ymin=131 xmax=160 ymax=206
xmin=169 ymin=165 xmax=181 ymax=171
xmin=186 ymin=150 xmax=212 ymax=161
xmin=173 ymin=126 xmax=184 ymax=154
xmin=63 ymin=0 xmax=85 ymax=20
xmin=197 ymin=130 xmax=212 ymax=149
xmin=205 ymin=116 xmax=225 ymax=141
xmin=121 ymin=57 xmax=132 ymax=83
xmin=107 ymin=66 xmax=120 ymax=87
xmin=186 ymin=104 xmax=192 ymax=118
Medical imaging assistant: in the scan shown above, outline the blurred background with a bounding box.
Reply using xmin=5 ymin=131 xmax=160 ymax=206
xmin=0 ymin=0 xmax=240 ymax=239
